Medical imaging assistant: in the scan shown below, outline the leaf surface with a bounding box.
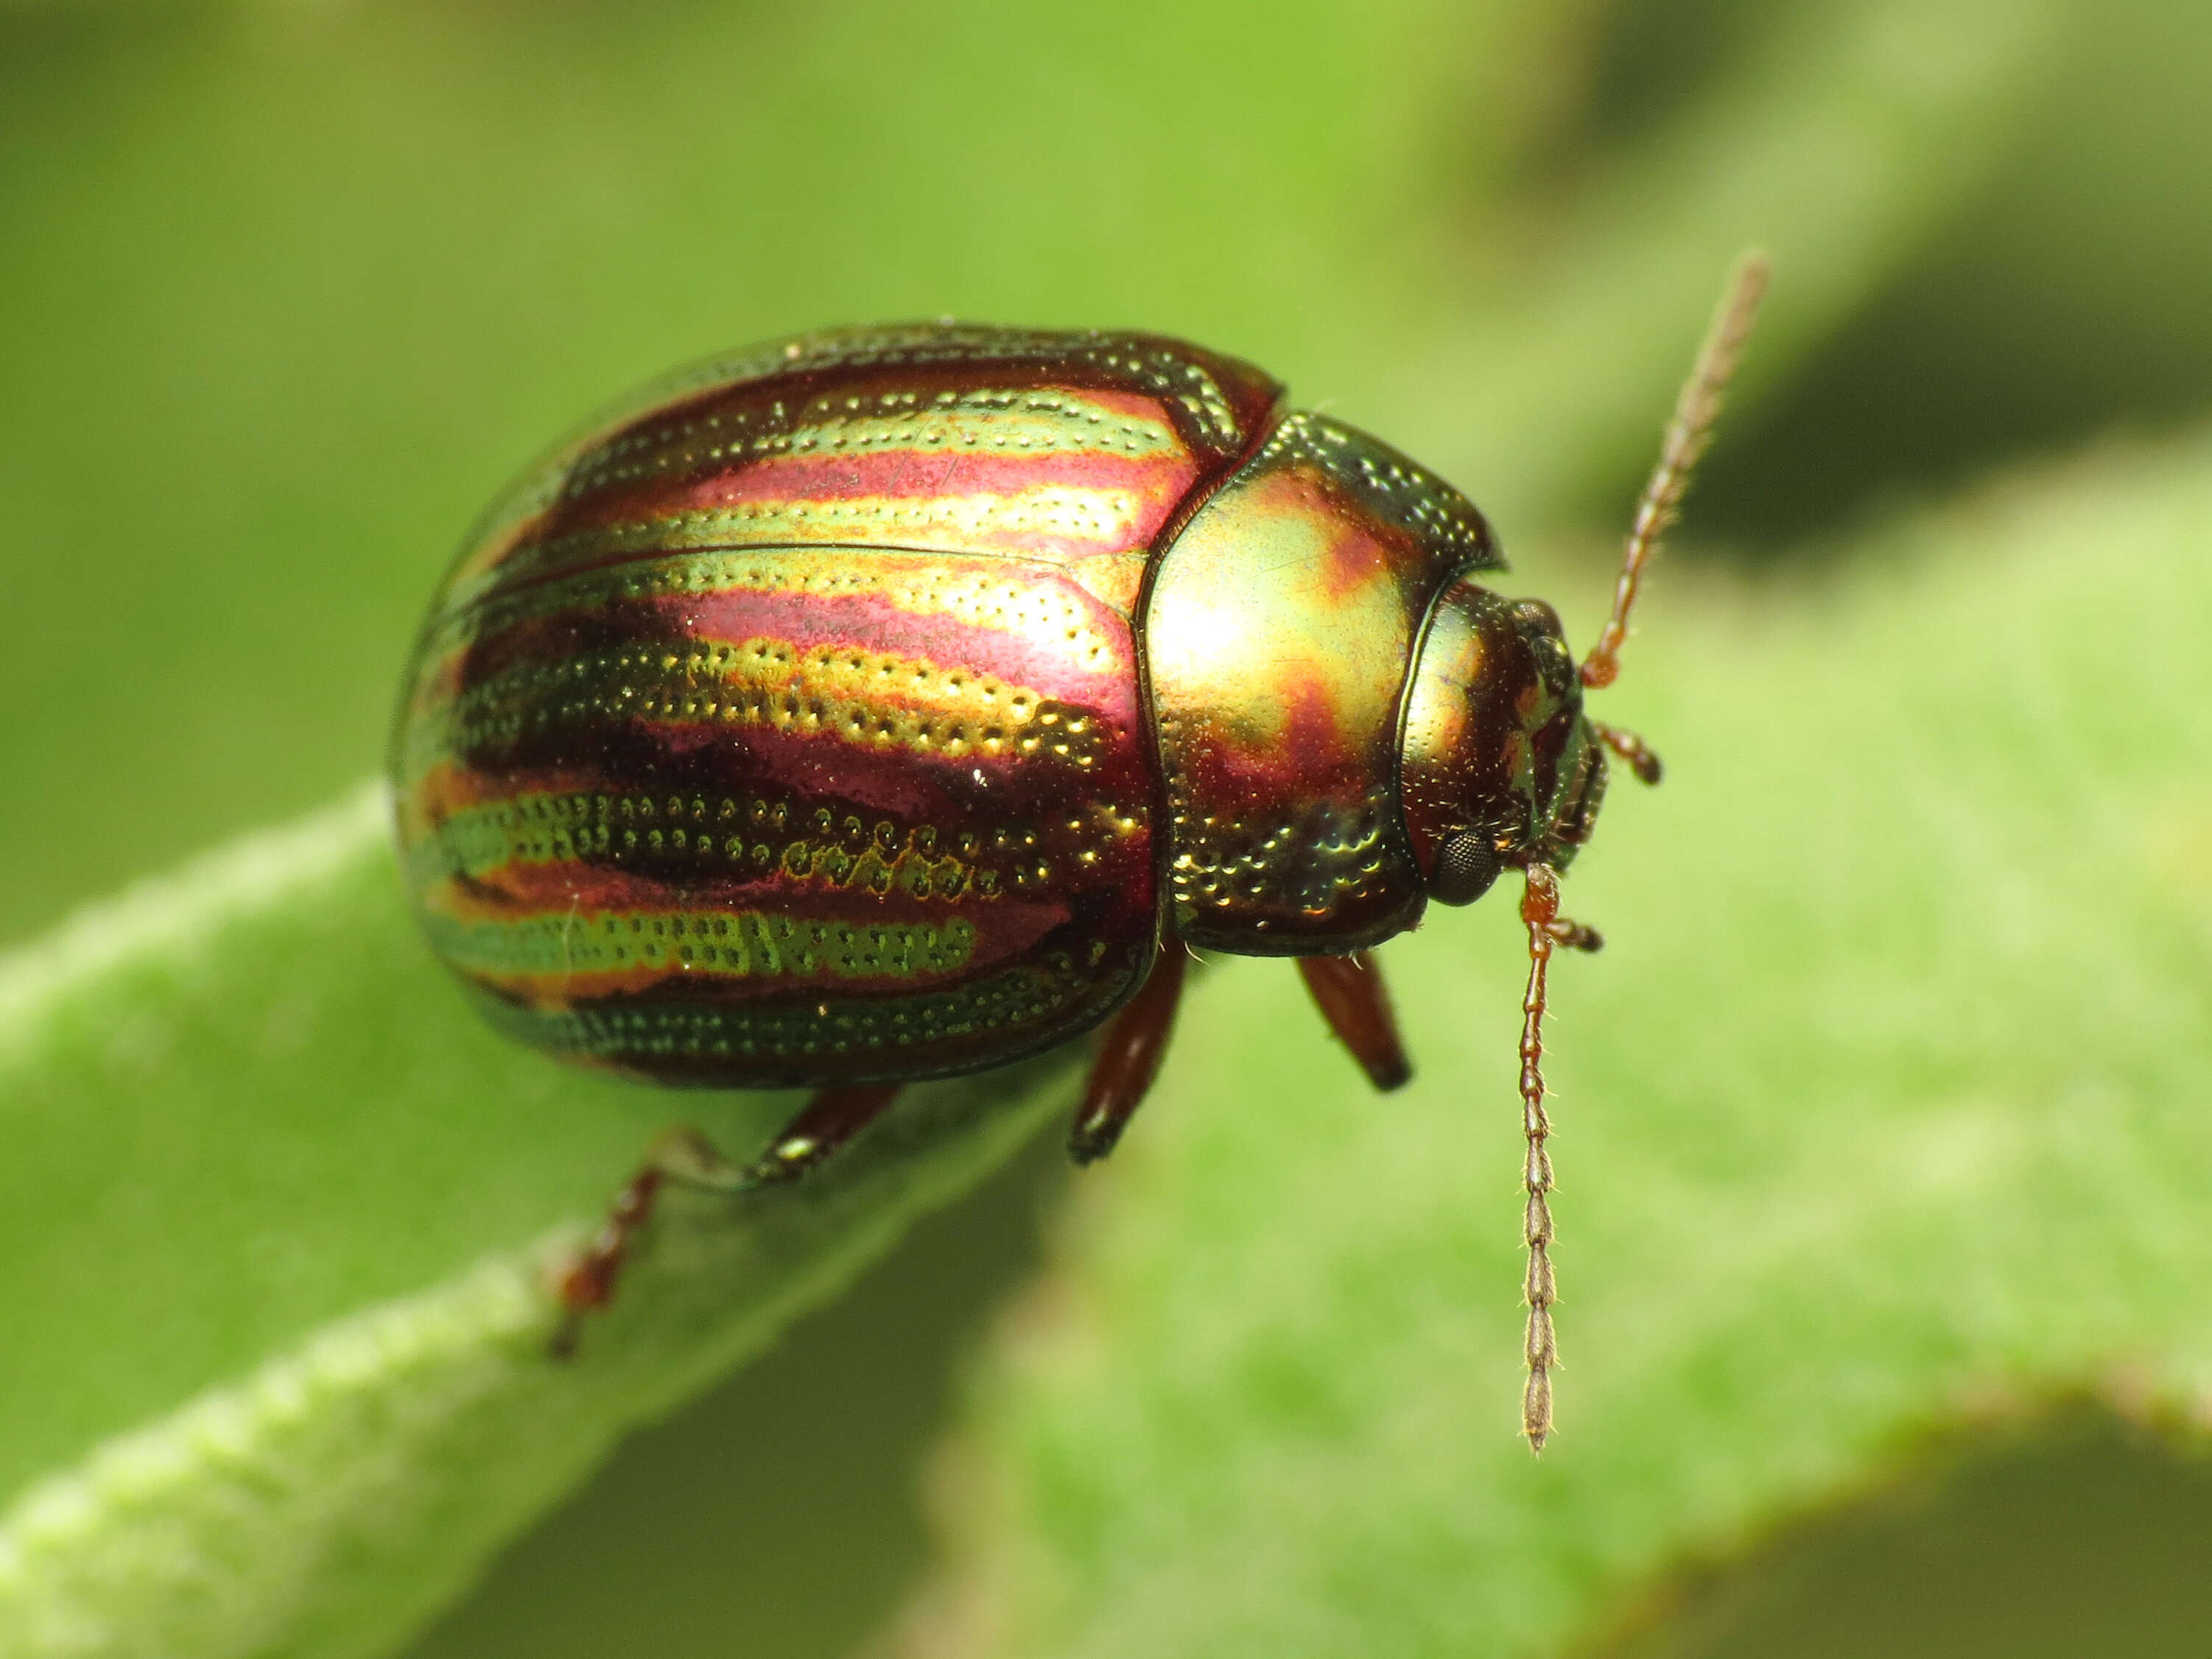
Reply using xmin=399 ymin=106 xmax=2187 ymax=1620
xmin=0 ymin=797 xmax=1081 ymax=1658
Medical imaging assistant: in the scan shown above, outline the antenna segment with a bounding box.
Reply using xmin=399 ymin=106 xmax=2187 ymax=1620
xmin=1581 ymin=253 xmax=1772 ymax=690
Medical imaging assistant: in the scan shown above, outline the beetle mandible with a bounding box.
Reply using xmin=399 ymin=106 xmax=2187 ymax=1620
xmin=392 ymin=258 xmax=1768 ymax=1449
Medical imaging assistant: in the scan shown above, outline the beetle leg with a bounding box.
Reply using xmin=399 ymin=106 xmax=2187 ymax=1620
xmin=1515 ymin=862 xmax=1599 ymax=1453
xmin=1545 ymin=916 xmax=1605 ymax=952
xmin=553 ymin=1124 xmax=749 ymax=1353
xmin=1067 ymin=943 xmax=1189 ymax=1165
xmin=1296 ymin=951 xmax=1412 ymax=1092
xmin=752 ymin=1083 xmax=906 ymax=1185
xmin=552 ymin=1084 xmax=907 ymax=1354
xmin=1590 ymin=721 xmax=1663 ymax=787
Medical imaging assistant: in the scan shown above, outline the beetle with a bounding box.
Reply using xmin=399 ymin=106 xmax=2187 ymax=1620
xmin=393 ymin=259 xmax=1766 ymax=1448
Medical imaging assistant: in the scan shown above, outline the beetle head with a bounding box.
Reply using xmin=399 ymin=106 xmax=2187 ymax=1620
xmin=1398 ymin=578 xmax=1607 ymax=908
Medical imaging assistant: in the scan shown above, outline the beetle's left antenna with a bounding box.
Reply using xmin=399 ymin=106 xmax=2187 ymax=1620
xmin=1516 ymin=861 xmax=1601 ymax=1452
xmin=1581 ymin=253 xmax=1770 ymax=691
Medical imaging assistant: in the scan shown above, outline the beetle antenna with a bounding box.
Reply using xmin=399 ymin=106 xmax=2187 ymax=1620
xmin=1581 ymin=252 xmax=1771 ymax=690
xmin=1515 ymin=861 xmax=1602 ymax=1451
xmin=1519 ymin=867 xmax=1561 ymax=1453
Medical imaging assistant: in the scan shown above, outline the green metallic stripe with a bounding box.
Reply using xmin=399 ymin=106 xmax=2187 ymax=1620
xmin=561 ymin=391 xmax=1185 ymax=504
xmin=405 ymin=788 xmax=1025 ymax=902
xmin=425 ymin=907 xmax=977 ymax=982
xmin=441 ymin=634 xmax=1109 ymax=772
xmin=467 ymin=955 xmax=1095 ymax=1069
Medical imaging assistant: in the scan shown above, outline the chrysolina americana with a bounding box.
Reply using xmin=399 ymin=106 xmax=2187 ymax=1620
xmin=393 ymin=258 xmax=1768 ymax=1448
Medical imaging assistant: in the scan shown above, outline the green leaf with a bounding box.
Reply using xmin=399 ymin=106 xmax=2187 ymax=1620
xmin=0 ymin=3 xmax=2152 ymax=1653
xmin=0 ymin=796 xmax=1084 ymax=1658
xmin=918 ymin=435 xmax=2212 ymax=1658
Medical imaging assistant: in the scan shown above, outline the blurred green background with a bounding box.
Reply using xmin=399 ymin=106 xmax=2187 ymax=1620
xmin=4 ymin=1 xmax=2211 ymax=1654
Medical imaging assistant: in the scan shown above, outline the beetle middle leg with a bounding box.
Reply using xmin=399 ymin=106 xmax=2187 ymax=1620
xmin=753 ymin=1082 xmax=907 ymax=1184
xmin=1296 ymin=950 xmax=1412 ymax=1091
xmin=1067 ymin=943 xmax=1188 ymax=1164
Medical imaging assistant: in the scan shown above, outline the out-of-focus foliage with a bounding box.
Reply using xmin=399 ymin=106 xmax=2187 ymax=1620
xmin=0 ymin=1 xmax=2208 ymax=1656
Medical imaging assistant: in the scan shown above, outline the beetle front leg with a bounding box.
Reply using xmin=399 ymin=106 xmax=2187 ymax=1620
xmin=1296 ymin=950 xmax=1412 ymax=1091
xmin=1067 ymin=943 xmax=1188 ymax=1165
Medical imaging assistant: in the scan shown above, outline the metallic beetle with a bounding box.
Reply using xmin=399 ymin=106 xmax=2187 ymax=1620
xmin=394 ymin=267 xmax=1765 ymax=1447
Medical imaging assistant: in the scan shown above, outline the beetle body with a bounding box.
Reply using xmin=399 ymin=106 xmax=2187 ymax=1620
xmin=393 ymin=270 xmax=1769 ymax=1450
xmin=393 ymin=325 xmax=1591 ymax=1086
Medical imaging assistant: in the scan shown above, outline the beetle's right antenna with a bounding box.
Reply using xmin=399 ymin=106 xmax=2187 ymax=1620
xmin=1581 ymin=253 xmax=1771 ymax=690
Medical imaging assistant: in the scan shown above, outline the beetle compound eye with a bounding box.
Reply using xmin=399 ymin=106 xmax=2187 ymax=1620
xmin=1429 ymin=830 xmax=1501 ymax=906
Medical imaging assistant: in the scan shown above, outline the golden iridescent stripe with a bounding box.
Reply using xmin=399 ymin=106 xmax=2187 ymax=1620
xmin=561 ymin=390 xmax=1187 ymax=502
xmin=514 ymin=483 xmax=1156 ymax=573
xmin=442 ymin=634 xmax=1108 ymax=772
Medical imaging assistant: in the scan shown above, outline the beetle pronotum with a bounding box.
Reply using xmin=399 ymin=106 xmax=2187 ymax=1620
xmin=393 ymin=256 xmax=1767 ymax=1448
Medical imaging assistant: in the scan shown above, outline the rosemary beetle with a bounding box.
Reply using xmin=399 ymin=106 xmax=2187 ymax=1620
xmin=393 ymin=258 xmax=1769 ymax=1446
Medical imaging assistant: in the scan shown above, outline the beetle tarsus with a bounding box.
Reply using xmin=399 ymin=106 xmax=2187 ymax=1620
xmin=1545 ymin=919 xmax=1604 ymax=953
xmin=1067 ymin=944 xmax=1188 ymax=1164
xmin=1296 ymin=951 xmax=1412 ymax=1092
xmin=1590 ymin=721 xmax=1663 ymax=787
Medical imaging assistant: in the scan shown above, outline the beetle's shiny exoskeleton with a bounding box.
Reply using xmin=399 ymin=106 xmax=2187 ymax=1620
xmin=393 ymin=260 xmax=1768 ymax=1448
